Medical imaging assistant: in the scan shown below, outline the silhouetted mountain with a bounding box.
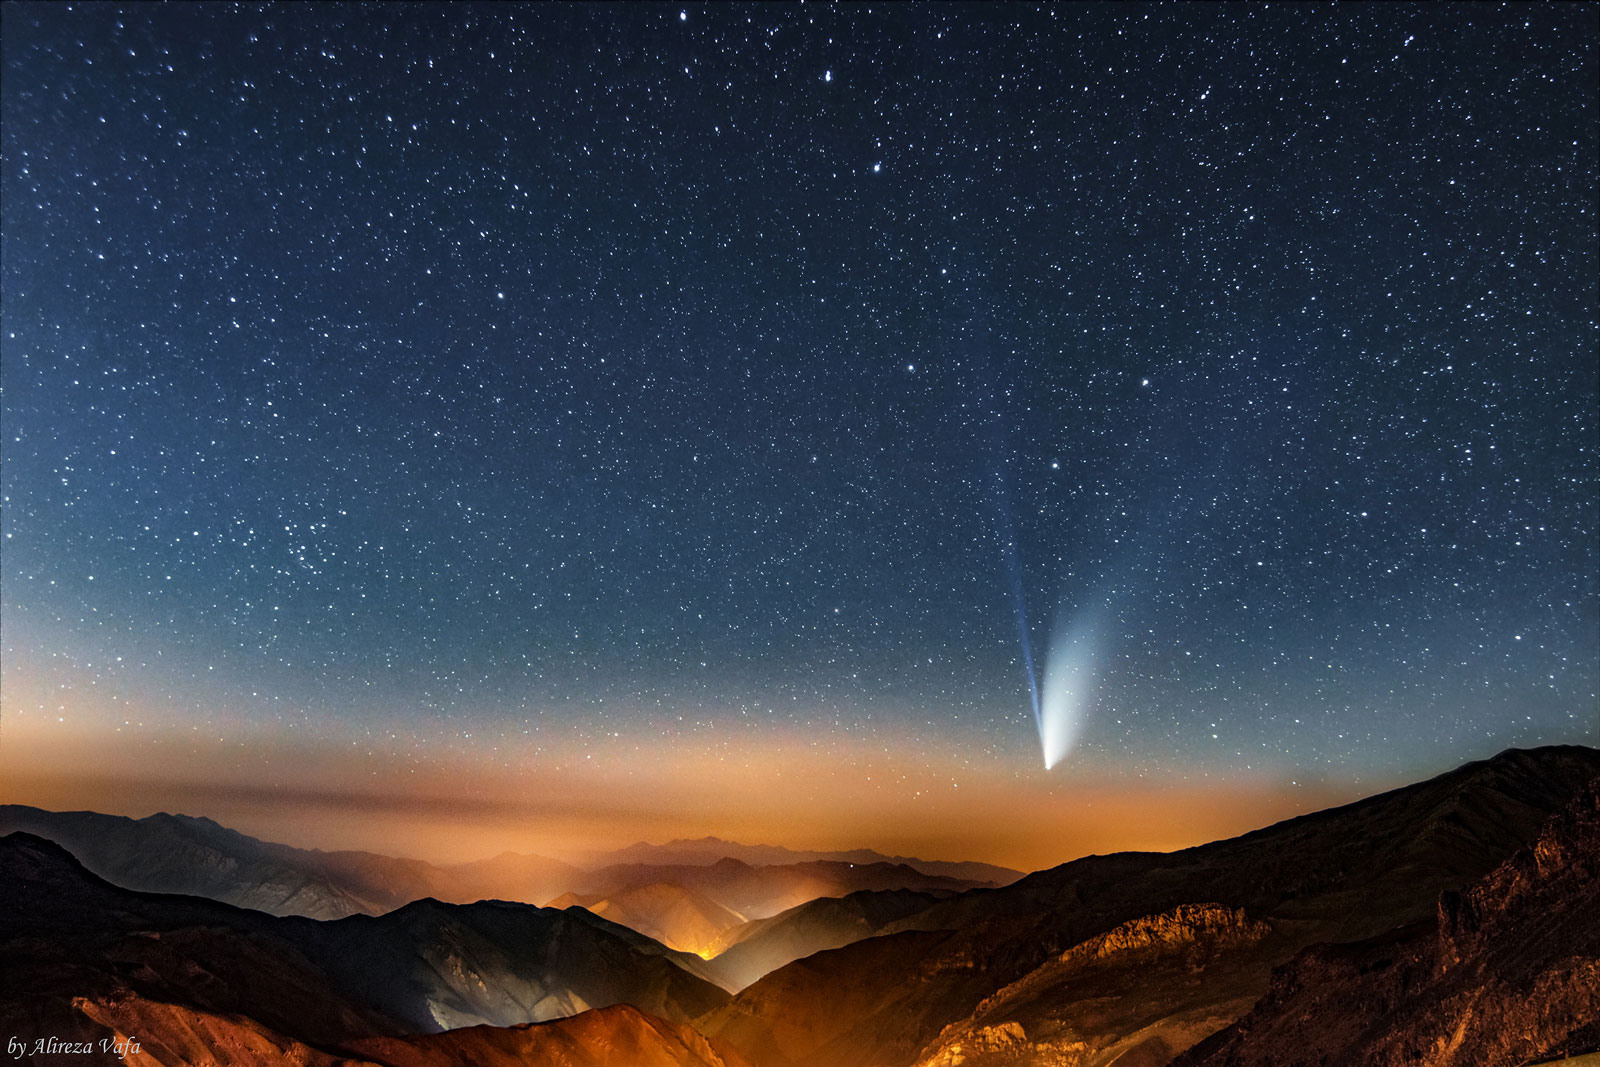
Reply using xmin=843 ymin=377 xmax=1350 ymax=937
xmin=1173 ymin=775 xmax=1600 ymax=1067
xmin=579 ymin=836 xmax=1022 ymax=886
xmin=579 ymin=856 xmax=994 ymax=922
xmin=0 ymin=806 xmax=994 ymax=936
xmin=7 ymin=746 xmax=1592 ymax=1067
xmin=705 ymin=888 xmax=952 ymax=990
xmin=0 ymin=832 xmax=731 ymax=1059
xmin=441 ymin=849 xmax=585 ymax=907
xmin=0 ymin=831 xmax=401 ymax=1064
xmin=275 ymin=896 xmax=730 ymax=1033
xmin=0 ymin=805 xmax=434 ymax=918
xmin=695 ymin=745 xmax=1600 ymax=1067
xmin=0 ymin=805 xmax=460 ymax=918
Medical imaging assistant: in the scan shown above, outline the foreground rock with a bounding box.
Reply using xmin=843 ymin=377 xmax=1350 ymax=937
xmin=1174 ymin=775 xmax=1600 ymax=1067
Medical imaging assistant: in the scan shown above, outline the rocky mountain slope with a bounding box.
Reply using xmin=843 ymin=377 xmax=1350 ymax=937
xmin=695 ymin=745 xmax=1600 ymax=1067
xmin=6 ymin=746 xmax=1593 ymax=1067
xmin=1173 ymin=775 xmax=1600 ymax=1067
xmin=346 ymin=1004 xmax=754 ymax=1067
xmin=0 ymin=832 xmax=730 ymax=1057
xmin=706 ymin=888 xmax=951 ymax=991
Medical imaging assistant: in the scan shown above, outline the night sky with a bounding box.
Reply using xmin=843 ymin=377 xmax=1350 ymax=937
xmin=2 ymin=3 xmax=1595 ymax=868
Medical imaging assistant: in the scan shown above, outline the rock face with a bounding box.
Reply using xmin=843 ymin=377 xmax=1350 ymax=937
xmin=1174 ymin=775 xmax=1600 ymax=1067
xmin=910 ymin=905 xmax=1276 ymax=1067
xmin=695 ymin=746 xmax=1600 ymax=1067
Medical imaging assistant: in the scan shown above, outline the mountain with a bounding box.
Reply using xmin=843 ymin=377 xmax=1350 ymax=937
xmin=909 ymin=903 xmax=1286 ymax=1067
xmin=7 ymin=746 xmax=1593 ymax=1067
xmin=346 ymin=1004 xmax=754 ymax=1067
xmin=0 ymin=804 xmax=442 ymax=918
xmin=1173 ymin=774 xmax=1600 ymax=1067
xmin=579 ymin=856 xmax=995 ymax=923
xmin=579 ymin=836 xmax=1022 ymax=886
xmin=0 ymin=832 xmax=731 ymax=1052
xmin=0 ymin=806 xmax=991 ymax=935
xmin=0 ymin=831 xmax=401 ymax=1063
xmin=551 ymin=882 xmax=748 ymax=957
xmin=0 ymin=805 xmax=483 ymax=919
xmin=274 ymin=896 xmax=731 ymax=1033
xmin=705 ymin=888 xmax=953 ymax=991
xmin=441 ymin=849 xmax=585 ymax=907
xmin=694 ymin=745 xmax=1600 ymax=1067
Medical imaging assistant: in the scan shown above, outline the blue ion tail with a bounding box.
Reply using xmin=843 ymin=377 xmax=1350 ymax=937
xmin=1011 ymin=581 xmax=1043 ymax=733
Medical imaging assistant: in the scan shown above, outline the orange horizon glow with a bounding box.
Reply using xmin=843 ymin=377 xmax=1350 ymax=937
xmin=0 ymin=645 xmax=1398 ymax=873
xmin=1 ymin=711 xmax=1370 ymax=873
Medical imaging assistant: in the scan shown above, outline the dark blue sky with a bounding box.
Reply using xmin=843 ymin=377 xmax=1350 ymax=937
xmin=2 ymin=2 xmax=1594 ymax=839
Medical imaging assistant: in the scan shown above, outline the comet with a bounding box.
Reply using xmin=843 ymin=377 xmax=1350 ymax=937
xmin=989 ymin=460 xmax=1099 ymax=768
xmin=1038 ymin=615 xmax=1099 ymax=769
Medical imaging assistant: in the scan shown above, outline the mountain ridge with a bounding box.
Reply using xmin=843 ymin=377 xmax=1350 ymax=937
xmin=695 ymin=744 xmax=1600 ymax=1067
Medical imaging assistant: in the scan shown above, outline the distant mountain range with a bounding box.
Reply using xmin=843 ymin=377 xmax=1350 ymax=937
xmin=0 ymin=803 xmax=1009 ymax=983
xmin=3 ymin=745 xmax=1596 ymax=1067
xmin=577 ymin=836 xmax=1023 ymax=887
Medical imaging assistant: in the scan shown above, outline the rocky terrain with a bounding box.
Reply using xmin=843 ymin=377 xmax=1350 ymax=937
xmin=1173 ymin=775 xmax=1600 ymax=1067
xmin=346 ymin=1004 xmax=755 ymax=1067
xmin=693 ymin=745 xmax=1600 ymax=1067
xmin=0 ymin=832 xmax=730 ymax=1060
xmin=5 ymin=746 xmax=1595 ymax=1067
xmin=0 ymin=805 xmax=999 ymax=970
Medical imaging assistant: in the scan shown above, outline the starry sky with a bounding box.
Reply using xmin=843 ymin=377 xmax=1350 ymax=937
xmin=2 ymin=3 xmax=1595 ymax=870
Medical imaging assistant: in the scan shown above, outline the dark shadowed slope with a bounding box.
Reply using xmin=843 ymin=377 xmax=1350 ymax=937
xmin=0 ymin=832 xmax=401 ymax=1064
xmin=696 ymin=746 xmax=1600 ymax=1067
xmin=0 ymin=805 xmax=466 ymax=918
xmin=705 ymin=888 xmax=952 ymax=990
xmin=1173 ymin=775 xmax=1600 ymax=1067
xmin=0 ymin=805 xmax=437 ymax=918
xmin=278 ymin=896 xmax=729 ymax=1032
xmin=0 ymin=832 xmax=730 ymax=1057
xmin=348 ymin=1004 xmax=754 ymax=1067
